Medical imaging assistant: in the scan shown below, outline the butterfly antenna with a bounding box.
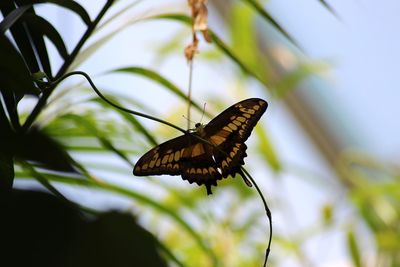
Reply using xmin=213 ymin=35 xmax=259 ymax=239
xmin=240 ymin=167 xmax=272 ymax=267
xmin=182 ymin=115 xmax=196 ymax=128
xmin=200 ymin=102 xmax=207 ymax=124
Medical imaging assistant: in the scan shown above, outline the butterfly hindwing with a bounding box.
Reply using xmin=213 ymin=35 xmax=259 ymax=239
xmin=133 ymin=98 xmax=268 ymax=194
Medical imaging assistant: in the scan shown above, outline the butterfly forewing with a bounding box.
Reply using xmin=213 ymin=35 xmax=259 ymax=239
xmin=133 ymin=98 xmax=268 ymax=195
xmin=133 ymin=135 xmax=191 ymax=176
xmin=204 ymin=98 xmax=267 ymax=178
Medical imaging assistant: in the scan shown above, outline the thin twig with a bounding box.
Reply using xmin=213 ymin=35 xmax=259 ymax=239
xmin=49 ymin=71 xmax=187 ymax=134
xmin=241 ymin=167 xmax=272 ymax=267
xmin=187 ymin=59 xmax=194 ymax=130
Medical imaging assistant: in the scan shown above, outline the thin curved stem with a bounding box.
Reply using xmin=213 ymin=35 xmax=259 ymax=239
xmin=186 ymin=59 xmax=194 ymax=130
xmin=50 ymin=71 xmax=187 ymax=134
xmin=241 ymin=167 xmax=272 ymax=267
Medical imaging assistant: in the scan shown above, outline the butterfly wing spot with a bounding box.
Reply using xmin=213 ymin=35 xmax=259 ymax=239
xmin=173 ymin=163 xmax=179 ymax=169
xmin=174 ymin=151 xmax=181 ymax=161
xmin=233 ymin=146 xmax=240 ymax=153
xmin=149 ymin=159 xmax=156 ymax=168
xmin=142 ymin=163 xmax=148 ymax=170
xmin=196 ymin=168 xmax=202 ymax=174
xmin=226 ymin=157 xmax=232 ymax=163
xmin=168 ymin=153 xmax=174 ymax=163
xmin=233 ymin=120 xmax=241 ymax=126
xmin=135 ymin=166 xmax=141 ymax=172
xmin=167 ymin=163 xmax=172 ymax=168
xmin=242 ymin=113 xmax=251 ymax=119
xmin=240 ymin=108 xmax=255 ymax=114
xmin=161 ymin=155 xmax=169 ymax=165
xmin=191 ymin=143 xmax=205 ymax=157
xmin=228 ymin=123 xmax=238 ymax=131
xmin=221 ymin=160 xmax=228 ymax=169
xmin=210 ymin=134 xmax=226 ymax=145
xmin=209 ymin=167 xmax=216 ymax=174
xmin=203 ymin=168 xmax=209 ymax=174
xmin=155 ymin=158 xmax=161 ymax=167
xmin=253 ymin=105 xmax=260 ymax=110
xmin=230 ymin=116 xmax=236 ymax=120
xmin=223 ymin=126 xmax=233 ymax=133
xmin=230 ymin=151 xmax=235 ymax=158
xmin=236 ymin=116 xmax=246 ymax=123
xmin=190 ymin=168 xmax=196 ymax=174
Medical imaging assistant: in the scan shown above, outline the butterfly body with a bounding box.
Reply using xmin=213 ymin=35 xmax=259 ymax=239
xmin=133 ymin=98 xmax=268 ymax=195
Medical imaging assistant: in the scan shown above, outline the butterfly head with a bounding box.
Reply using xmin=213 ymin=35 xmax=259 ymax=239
xmin=191 ymin=122 xmax=206 ymax=136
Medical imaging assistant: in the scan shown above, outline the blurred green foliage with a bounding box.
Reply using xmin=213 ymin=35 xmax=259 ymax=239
xmin=1 ymin=1 xmax=399 ymax=266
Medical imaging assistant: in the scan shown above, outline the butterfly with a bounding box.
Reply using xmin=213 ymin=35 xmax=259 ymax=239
xmin=133 ymin=98 xmax=268 ymax=195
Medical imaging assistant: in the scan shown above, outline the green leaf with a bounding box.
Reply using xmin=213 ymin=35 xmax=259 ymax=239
xmin=92 ymin=97 xmax=158 ymax=146
xmin=110 ymin=66 xmax=211 ymax=117
xmin=15 ymin=173 xmax=220 ymax=266
xmin=274 ymin=62 xmax=328 ymax=98
xmin=0 ymin=35 xmax=40 ymax=96
xmin=241 ymin=0 xmax=301 ymax=49
xmin=69 ymin=212 xmax=169 ymax=267
xmin=23 ymin=13 xmax=69 ymax=60
xmin=153 ymin=14 xmax=267 ymax=85
xmin=0 ymin=2 xmax=41 ymax=75
xmin=17 ymin=0 xmax=91 ymax=25
xmin=255 ymin=123 xmax=281 ymax=172
xmin=318 ymin=0 xmax=340 ymax=19
xmin=347 ymin=229 xmax=362 ymax=267
xmin=13 ymin=126 xmax=76 ymax=172
xmin=0 ymin=4 xmax=31 ymax=33
xmin=0 ymin=152 xmax=14 ymax=192
xmin=44 ymin=0 xmax=91 ymax=25
xmin=69 ymin=29 xmax=117 ymax=70
xmin=64 ymin=113 xmax=134 ymax=167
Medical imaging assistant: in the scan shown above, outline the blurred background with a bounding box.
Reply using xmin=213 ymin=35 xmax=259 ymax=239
xmin=3 ymin=0 xmax=400 ymax=266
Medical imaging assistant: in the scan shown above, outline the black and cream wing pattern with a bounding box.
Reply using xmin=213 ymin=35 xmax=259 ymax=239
xmin=133 ymin=98 xmax=268 ymax=194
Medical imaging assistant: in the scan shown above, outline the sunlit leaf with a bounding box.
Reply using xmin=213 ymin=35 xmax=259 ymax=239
xmin=111 ymin=66 xmax=212 ymax=117
xmin=347 ymin=229 xmax=362 ymax=267
xmin=240 ymin=0 xmax=300 ymax=49
xmin=92 ymin=96 xmax=158 ymax=146
xmin=255 ymin=124 xmax=281 ymax=172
